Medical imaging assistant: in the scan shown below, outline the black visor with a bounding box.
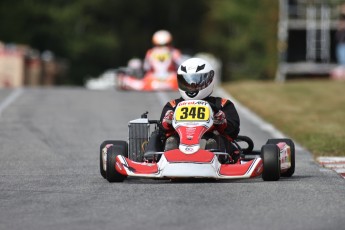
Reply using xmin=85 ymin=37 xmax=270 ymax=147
xmin=177 ymin=70 xmax=214 ymax=92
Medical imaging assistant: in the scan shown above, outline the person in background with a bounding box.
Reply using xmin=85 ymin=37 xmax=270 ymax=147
xmin=143 ymin=30 xmax=183 ymax=76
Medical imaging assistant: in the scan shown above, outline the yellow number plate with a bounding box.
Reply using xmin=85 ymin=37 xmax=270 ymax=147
xmin=175 ymin=105 xmax=210 ymax=121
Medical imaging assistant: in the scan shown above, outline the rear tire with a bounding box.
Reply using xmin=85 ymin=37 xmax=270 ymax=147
xmin=261 ymin=144 xmax=280 ymax=181
xmin=106 ymin=141 xmax=128 ymax=183
xmin=267 ymin=138 xmax=295 ymax=177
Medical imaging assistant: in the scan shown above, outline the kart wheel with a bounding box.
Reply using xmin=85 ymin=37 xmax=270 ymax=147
xmin=106 ymin=141 xmax=128 ymax=183
xmin=100 ymin=140 xmax=119 ymax=179
xmin=267 ymin=138 xmax=295 ymax=177
xmin=261 ymin=144 xmax=280 ymax=181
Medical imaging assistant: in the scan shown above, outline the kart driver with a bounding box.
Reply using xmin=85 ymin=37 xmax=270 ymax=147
xmin=143 ymin=30 xmax=183 ymax=74
xmin=159 ymin=57 xmax=241 ymax=162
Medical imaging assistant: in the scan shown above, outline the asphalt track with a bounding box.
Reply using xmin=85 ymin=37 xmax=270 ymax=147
xmin=0 ymin=87 xmax=344 ymax=230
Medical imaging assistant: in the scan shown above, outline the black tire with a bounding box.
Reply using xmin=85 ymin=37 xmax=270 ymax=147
xmin=267 ymin=138 xmax=295 ymax=177
xmin=100 ymin=140 xmax=120 ymax=179
xmin=261 ymin=144 xmax=280 ymax=181
xmin=106 ymin=141 xmax=128 ymax=183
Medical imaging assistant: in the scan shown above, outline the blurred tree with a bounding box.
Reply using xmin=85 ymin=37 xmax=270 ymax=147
xmin=201 ymin=0 xmax=278 ymax=81
xmin=0 ymin=0 xmax=278 ymax=84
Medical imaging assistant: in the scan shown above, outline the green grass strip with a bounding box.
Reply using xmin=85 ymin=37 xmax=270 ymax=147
xmin=223 ymin=79 xmax=345 ymax=157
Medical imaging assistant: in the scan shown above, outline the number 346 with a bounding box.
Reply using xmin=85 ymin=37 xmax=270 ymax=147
xmin=179 ymin=107 xmax=206 ymax=120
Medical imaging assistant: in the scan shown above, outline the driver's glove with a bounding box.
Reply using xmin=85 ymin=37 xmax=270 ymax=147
xmin=162 ymin=110 xmax=174 ymax=130
xmin=213 ymin=110 xmax=227 ymax=132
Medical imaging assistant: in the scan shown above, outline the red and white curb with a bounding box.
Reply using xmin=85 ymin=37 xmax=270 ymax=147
xmin=317 ymin=157 xmax=345 ymax=179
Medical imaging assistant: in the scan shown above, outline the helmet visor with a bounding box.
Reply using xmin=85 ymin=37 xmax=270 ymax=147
xmin=177 ymin=71 xmax=214 ymax=92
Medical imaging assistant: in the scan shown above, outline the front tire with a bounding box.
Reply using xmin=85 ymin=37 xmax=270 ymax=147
xmin=106 ymin=141 xmax=128 ymax=183
xmin=261 ymin=144 xmax=280 ymax=181
xmin=100 ymin=140 xmax=120 ymax=179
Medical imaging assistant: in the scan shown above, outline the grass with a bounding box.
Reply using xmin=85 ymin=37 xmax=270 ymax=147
xmin=222 ymin=79 xmax=345 ymax=157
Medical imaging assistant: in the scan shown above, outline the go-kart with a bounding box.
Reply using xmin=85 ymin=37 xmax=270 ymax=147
xmin=100 ymin=100 xmax=295 ymax=182
xmin=116 ymin=70 xmax=178 ymax=91
xmin=116 ymin=47 xmax=179 ymax=91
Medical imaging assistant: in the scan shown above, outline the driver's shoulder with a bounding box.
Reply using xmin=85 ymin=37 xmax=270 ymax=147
xmin=206 ymin=96 xmax=229 ymax=107
xmin=168 ymin=97 xmax=184 ymax=108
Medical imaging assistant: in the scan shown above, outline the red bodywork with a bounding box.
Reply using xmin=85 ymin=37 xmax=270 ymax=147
xmin=117 ymin=71 xmax=178 ymax=91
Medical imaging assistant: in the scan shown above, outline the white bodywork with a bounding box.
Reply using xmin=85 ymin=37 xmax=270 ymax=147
xmin=116 ymin=154 xmax=263 ymax=179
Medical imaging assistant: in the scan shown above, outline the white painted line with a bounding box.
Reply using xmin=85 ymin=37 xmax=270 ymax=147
xmin=0 ymin=88 xmax=24 ymax=117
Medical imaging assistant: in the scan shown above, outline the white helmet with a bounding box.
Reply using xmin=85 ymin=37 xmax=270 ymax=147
xmin=177 ymin=57 xmax=215 ymax=100
xmin=152 ymin=30 xmax=172 ymax=46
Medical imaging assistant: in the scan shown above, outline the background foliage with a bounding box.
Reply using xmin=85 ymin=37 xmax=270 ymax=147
xmin=0 ymin=0 xmax=278 ymax=84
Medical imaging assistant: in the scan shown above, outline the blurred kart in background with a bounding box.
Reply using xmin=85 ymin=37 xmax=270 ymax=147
xmin=116 ymin=69 xmax=178 ymax=91
xmin=116 ymin=49 xmax=179 ymax=91
xmin=85 ymin=56 xmax=179 ymax=91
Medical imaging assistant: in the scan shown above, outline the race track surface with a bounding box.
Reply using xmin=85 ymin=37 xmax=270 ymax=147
xmin=0 ymin=87 xmax=344 ymax=230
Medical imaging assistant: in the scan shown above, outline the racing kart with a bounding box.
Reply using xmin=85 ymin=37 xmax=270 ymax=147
xmin=100 ymin=100 xmax=295 ymax=182
xmin=116 ymin=47 xmax=179 ymax=91
xmin=116 ymin=70 xmax=178 ymax=91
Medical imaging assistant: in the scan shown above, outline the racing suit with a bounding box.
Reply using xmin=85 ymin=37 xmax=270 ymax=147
xmin=160 ymin=97 xmax=240 ymax=159
xmin=143 ymin=46 xmax=182 ymax=73
xmin=160 ymin=96 xmax=240 ymax=139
